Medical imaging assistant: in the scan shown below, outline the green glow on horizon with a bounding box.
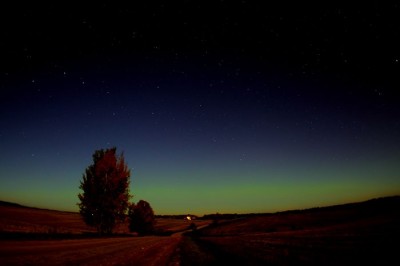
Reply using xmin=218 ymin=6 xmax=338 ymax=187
xmin=1 ymin=152 xmax=399 ymax=215
xmin=134 ymin=169 xmax=400 ymax=215
xmin=136 ymin=181 xmax=400 ymax=215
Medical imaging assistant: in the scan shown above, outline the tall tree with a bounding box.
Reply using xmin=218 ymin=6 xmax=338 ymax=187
xmin=129 ymin=200 xmax=155 ymax=235
xmin=78 ymin=147 xmax=131 ymax=234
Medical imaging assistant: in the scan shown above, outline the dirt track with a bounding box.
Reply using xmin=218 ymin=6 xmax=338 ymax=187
xmin=0 ymin=236 xmax=181 ymax=265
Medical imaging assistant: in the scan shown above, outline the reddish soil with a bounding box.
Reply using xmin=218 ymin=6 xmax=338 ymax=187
xmin=1 ymin=197 xmax=399 ymax=265
xmin=0 ymin=205 xmax=95 ymax=234
xmin=0 ymin=203 xmax=210 ymax=265
xmin=0 ymin=236 xmax=181 ymax=265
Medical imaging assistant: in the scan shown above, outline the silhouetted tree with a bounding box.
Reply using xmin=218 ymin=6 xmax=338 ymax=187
xmin=128 ymin=200 xmax=155 ymax=235
xmin=78 ymin=147 xmax=131 ymax=234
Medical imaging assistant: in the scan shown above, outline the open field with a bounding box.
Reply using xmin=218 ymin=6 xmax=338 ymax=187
xmin=0 ymin=236 xmax=181 ymax=265
xmin=0 ymin=204 xmax=95 ymax=235
xmin=0 ymin=202 xmax=209 ymax=265
xmin=186 ymin=196 xmax=400 ymax=265
xmin=191 ymin=222 xmax=399 ymax=265
xmin=0 ymin=202 xmax=208 ymax=237
xmin=1 ymin=197 xmax=399 ymax=265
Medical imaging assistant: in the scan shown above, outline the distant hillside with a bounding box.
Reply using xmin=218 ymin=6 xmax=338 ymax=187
xmin=0 ymin=202 xmax=96 ymax=236
xmin=201 ymin=195 xmax=400 ymax=219
xmin=199 ymin=195 xmax=400 ymax=236
xmin=0 ymin=200 xmax=25 ymax=208
xmin=2 ymin=196 xmax=399 ymax=218
xmin=283 ymin=195 xmax=400 ymax=214
xmin=193 ymin=196 xmax=400 ymax=266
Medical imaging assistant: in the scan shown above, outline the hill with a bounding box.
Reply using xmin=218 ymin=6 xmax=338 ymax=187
xmin=0 ymin=201 xmax=96 ymax=236
xmin=199 ymin=196 xmax=400 ymax=235
xmin=182 ymin=196 xmax=400 ymax=265
xmin=0 ymin=200 xmax=25 ymax=208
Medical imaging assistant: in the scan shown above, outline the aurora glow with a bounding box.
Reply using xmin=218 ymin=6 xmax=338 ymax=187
xmin=1 ymin=3 xmax=399 ymax=215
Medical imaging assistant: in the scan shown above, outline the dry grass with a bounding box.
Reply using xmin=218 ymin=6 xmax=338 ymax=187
xmin=1 ymin=197 xmax=399 ymax=265
xmin=0 ymin=236 xmax=182 ymax=265
xmin=190 ymin=196 xmax=400 ymax=265
xmin=0 ymin=203 xmax=210 ymax=265
xmin=200 ymin=196 xmax=400 ymax=236
xmin=0 ymin=205 xmax=94 ymax=234
xmin=0 ymin=204 xmax=209 ymax=237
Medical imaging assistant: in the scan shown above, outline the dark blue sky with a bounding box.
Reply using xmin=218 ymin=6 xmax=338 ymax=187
xmin=1 ymin=2 xmax=399 ymax=214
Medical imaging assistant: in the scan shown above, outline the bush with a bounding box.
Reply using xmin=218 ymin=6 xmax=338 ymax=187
xmin=128 ymin=200 xmax=155 ymax=235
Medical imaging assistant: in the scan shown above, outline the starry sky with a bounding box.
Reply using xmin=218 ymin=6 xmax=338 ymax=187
xmin=1 ymin=2 xmax=400 ymax=215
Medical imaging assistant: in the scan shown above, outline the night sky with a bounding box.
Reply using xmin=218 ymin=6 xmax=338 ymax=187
xmin=1 ymin=2 xmax=399 ymax=215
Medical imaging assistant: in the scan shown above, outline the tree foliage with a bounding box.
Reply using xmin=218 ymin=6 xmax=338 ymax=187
xmin=78 ymin=147 xmax=131 ymax=234
xmin=128 ymin=200 xmax=155 ymax=235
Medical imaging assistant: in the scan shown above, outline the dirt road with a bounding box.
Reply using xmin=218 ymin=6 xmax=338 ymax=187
xmin=0 ymin=236 xmax=181 ymax=265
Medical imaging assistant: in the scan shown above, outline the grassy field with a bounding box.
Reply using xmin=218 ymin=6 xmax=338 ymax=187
xmin=0 ymin=202 xmax=208 ymax=237
xmin=0 ymin=202 xmax=209 ymax=265
xmin=0 ymin=236 xmax=182 ymax=265
xmin=0 ymin=204 xmax=94 ymax=235
xmin=184 ymin=196 xmax=400 ymax=265
xmin=1 ymin=197 xmax=399 ymax=265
